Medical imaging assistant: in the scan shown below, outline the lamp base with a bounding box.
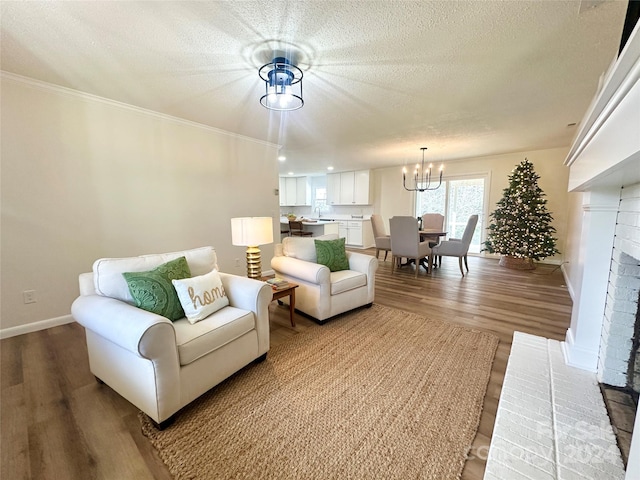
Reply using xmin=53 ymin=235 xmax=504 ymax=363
xmin=245 ymin=246 xmax=262 ymax=279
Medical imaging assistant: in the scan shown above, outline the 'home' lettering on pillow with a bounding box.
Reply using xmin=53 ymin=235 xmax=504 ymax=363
xmin=188 ymin=285 xmax=226 ymax=309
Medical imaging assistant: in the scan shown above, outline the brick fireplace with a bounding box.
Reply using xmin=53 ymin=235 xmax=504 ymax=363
xmin=598 ymin=188 xmax=640 ymax=392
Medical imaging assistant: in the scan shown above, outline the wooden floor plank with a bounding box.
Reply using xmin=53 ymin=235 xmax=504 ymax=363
xmin=1 ymin=252 xmax=573 ymax=479
xmin=1 ymin=383 xmax=30 ymax=480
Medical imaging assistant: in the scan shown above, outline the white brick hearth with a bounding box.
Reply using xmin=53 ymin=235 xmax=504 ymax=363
xmin=484 ymin=332 xmax=625 ymax=480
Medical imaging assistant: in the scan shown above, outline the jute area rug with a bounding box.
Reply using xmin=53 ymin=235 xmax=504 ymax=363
xmin=140 ymin=304 xmax=499 ymax=480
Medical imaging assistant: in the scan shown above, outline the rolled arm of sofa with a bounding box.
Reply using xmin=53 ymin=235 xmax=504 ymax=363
xmin=219 ymin=273 xmax=271 ymax=314
xmin=71 ymin=295 xmax=176 ymax=358
xmin=271 ymin=256 xmax=331 ymax=284
xmin=219 ymin=273 xmax=272 ymax=354
xmin=347 ymin=251 xmax=379 ymax=277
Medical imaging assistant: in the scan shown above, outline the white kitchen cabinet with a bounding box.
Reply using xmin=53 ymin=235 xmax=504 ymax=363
xmin=284 ymin=177 xmax=297 ymax=206
xmin=347 ymin=220 xmax=362 ymax=245
xmin=279 ymin=176 xmax=310 ymax=206
xmin=327 ymin=170 xmax=371 ymax=205
xmin=339 ymin=171 xmax=355 ymax=204
xmin=338 ymin=221 xmax=348 ymax=239
xmin=338 ymin=220 xmax=370 ymax=247
xmin=327 ymin=173 xmax=342 ymax=205
xmin=353 ymin=170 xmax=371 ymax=204
xmin=296 ymin=177 xmax=309 ymax=205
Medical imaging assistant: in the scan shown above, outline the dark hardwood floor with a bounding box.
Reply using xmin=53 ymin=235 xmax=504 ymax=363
xmin=1 ymin=251 xmax=573 ymax=479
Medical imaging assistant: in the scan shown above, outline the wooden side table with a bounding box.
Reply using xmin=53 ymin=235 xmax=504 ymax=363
xmin=270 ymin=283 xmax=299 ymax=327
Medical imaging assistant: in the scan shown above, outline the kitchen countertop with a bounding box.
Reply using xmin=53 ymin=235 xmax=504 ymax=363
xmin=280 ymin=216 xmax=370 ymax=224
xmin=280 ymin=218 xmax=337 ymax=225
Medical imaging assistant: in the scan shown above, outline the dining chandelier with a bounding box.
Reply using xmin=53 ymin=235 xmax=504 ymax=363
xmin=402 ymin=147 xmax=443 ymax=192
xmin=259 ymin=57 xmax=304 ymax=111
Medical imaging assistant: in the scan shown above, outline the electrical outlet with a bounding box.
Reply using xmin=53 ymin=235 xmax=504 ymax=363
xmin=235 ymin=258 xmax=241 ymax=267
xmin=23 ymin=290 xmax=36 ymax=304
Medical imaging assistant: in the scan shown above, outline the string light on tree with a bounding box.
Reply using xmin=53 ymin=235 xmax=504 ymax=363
xmin=483 ymin=158 xmax=559 ymax=270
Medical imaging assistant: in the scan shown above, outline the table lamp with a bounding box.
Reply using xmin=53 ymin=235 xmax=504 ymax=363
xmin=231 ymin=217 xmax=274 ymax=279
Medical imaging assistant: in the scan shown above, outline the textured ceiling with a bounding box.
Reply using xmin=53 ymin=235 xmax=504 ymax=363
xmin=0 ymin=1 xmax=628 ymax=175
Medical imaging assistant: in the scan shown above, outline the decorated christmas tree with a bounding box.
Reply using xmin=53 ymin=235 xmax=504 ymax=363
xmin=483 ymin=159 xmax=559 ymax=269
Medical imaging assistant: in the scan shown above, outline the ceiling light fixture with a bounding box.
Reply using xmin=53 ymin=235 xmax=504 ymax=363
xmin=402 ymin=147 xmax=443 ymax=192
xmin=259 ymin=57 xmax=303 ymax=111
xmin=278 ymin=155 xmax=286 ymax=161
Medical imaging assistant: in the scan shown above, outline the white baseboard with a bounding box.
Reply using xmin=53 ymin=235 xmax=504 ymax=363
xmin=0 ymin=314 xmax=75 ymax=339
xmin=562 ymin=328 xmax=598 ymax=372
xmin=560 ymin=263 xmax=575 ymax=301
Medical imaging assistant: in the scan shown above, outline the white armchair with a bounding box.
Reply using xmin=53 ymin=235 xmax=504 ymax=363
xmin=270 ymin=234 xmax=378 ymax=323
xmin=71 ymin=246 xmax=272 ymax=429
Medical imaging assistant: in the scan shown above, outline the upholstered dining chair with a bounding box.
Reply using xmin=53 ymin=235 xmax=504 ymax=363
xmin=370 ymin=214 xmax=391 ymax=261
xmin=289 ymin=220 xmax=312 ymax=237
xmin=389 ymin=216 xmax=432 ymax=277
xmin=420 ymin=213 xmax=445 ymax=247
xmin=431 ymin=214 xmax=479 ymax=276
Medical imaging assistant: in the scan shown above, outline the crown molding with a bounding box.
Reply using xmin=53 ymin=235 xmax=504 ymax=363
xmin=0 ymin=71 xmax=280 ymax=150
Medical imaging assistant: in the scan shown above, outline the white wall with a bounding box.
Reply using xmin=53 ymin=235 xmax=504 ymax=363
xmin=0 ymin=75 xmax=280 ymax=335
xmin=373 ymin=147 xmax=571 ymax=261
xmin=562 ymin=192 xmax=586 ymax=300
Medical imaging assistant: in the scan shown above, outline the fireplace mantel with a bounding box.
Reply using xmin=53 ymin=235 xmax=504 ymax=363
xmin=564 ymin=22 xmax=640 ymax=192
xmin=563 ymin=20 xmax=640 ymax=373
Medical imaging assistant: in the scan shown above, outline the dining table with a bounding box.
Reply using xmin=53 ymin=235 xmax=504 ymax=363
xmin=419 ymin=229 xmax=447 ymax=242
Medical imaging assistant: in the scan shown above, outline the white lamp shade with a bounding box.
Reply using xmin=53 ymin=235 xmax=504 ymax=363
xmin=231 ymin=217 xmax=274 ymax=247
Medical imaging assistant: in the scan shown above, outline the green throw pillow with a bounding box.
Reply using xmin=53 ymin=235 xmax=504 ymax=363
xmin=315 ymin=238 xmax=350 ymax=272
xmin=123 ymin=256 xmax=191 ymax=321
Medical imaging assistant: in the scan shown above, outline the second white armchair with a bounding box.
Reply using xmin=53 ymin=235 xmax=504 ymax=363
xmin=271 ymin=234 xmax=378 ymax=323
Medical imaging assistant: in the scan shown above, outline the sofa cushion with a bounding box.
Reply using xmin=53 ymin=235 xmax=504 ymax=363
xmin=330 ymin=270 xmax=367 ymax=295
xmin=122 ymin=257 xmax=191 ymax=321
xmin=93 ymin=246 xmax=218 ymax=304
xmin=172 ymin=269 xmax=229 ymax=324
xmin=282 ymin=233 xmax=338 ymax=263
xmin=315 ymin=238 xmax=349 ymax=272
xmin=173 ymin=306 xmax=255 ymax=366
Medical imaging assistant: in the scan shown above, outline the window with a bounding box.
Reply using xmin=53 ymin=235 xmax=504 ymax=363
xmin=309 ymin=176 xmax=328 ymax=215
xmin=415 ymin=176 xmax=486 ymax=253
xmin=314 ymin=187 xmax=327 ymax=211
